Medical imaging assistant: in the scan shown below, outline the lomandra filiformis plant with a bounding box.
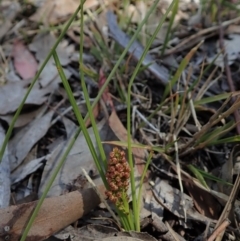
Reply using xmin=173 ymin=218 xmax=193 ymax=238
xmin=105 ymin=147 xmax=130 ymax=213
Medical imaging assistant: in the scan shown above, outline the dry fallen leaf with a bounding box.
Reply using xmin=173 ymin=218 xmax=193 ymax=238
xmin=207 ymin=34 xmax=240 ymax=67
xmin=0 ymin=124 xmax=10 ymax=208
xmin=0 ymin=20 xmax=12 ymax=40
xmin=30 ymin=0 xmax=79 ymax=25
xmin=125 ymin=3 xmax=146 ymax=24
xmin=227 ymin=24 xmax=240 ymax=34
xmin=184 ymin=180 xmax=221 ymax=219
xmin=0 ymin=105 xmax=47 ymax=128
xmin=29 ymin=32 xmax=72 ymax=87
xmin=9 ymin=110 xmax=54 ymax=171
xmin=0 ymin=78 xmax=58 ymax=115
xmin=12 ymin=40 xmax=38 ymax=80
xmin=30 ymin=0 xmax=110 ymax=25
xmin=29 ymin=33 xmax=70 ymax=65
xmin=1 ymin=1 xmax=21 ymax=21
xmin=170 ymin=163 xmax=222 ymax=220
xmin=152 ymin=178 xmax=214 ymax=223
xmin=11 ymin=155 xmax=46 ymax=184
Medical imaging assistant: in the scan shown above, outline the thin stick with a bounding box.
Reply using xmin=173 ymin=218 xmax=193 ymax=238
xmin=207 ymin=219 xmax=231 ymax=241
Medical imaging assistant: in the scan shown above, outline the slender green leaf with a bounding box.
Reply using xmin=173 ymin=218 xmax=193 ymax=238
xmin=187 ymin=165 xmax=209 ymax=189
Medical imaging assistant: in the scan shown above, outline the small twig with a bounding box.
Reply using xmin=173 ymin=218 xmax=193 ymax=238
xmin=207 ymin=219 xmax=231 ymax=241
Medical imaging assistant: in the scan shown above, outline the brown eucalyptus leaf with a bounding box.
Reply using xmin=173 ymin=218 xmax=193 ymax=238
xmin=184 ymin=180 xmax=221 ymax=219
xmin=170 ymin=161 xmax=222 ymax=220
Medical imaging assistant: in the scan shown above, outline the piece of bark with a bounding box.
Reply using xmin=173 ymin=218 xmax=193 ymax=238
xmin=0 ymin=185 xmax=106 ymax=241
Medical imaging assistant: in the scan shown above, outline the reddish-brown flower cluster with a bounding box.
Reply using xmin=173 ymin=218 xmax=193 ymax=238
xmin=105 ymin=147 xmax=130 ymax=208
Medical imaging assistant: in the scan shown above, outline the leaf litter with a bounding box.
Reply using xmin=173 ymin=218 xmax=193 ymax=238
xmin=1 ymin=0 xmax=240 ymax=240
xmin=0 ymin=124 xmax=10 ymax=209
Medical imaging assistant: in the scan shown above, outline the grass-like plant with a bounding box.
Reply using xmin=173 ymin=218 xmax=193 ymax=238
xmin=1 ymin=0 xmax=240 ymax=240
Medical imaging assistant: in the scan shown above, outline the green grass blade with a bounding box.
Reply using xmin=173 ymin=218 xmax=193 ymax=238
xmin=195 ymin=121 xmax=235 ymax=147
xmin=194 ymin=92 xmax=240 ymax=105
xmin=196 ymin=167 xmax=233 ymax=185
xmin=53 ymin=51 xmax=107 ymax=185
xmin=161 ymin=0 xmax=179 ymax=56
xmin=79 ymin=1 xmax=107 ymax=170
xmin=210 ymin=135 xmax=240 ymax=145
xmin=187 ymin=164 xmax=209 ymax=189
